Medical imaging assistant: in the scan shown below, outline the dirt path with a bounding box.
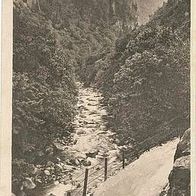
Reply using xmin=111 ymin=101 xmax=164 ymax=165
xmin=93 ymin=139 xmax=179 ymax=196
xmin=44 ymin=82 xmax=121 ymax=196
xmin=41 ymin=83 xmax=178 ymax=196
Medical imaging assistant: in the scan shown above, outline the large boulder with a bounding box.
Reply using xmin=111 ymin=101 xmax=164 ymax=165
xmin=22 ymin=177 xmax=36 ymax=190
xmin=174 ymin=129 xmax=190 ymax=160
xmin=165 ymin=129 xmax=190 ymax=196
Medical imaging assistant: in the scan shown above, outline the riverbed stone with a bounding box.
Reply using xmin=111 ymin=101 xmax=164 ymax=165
xmin=76 ymin=129 xmax=86 ymax=135
xmin=83 ymin=160 xmax=91 ymax=166
xmin=55 ymin=163 xmax=63 ymax=172
xmin=44 ymin=170 xmax=51 ymax=176
xmin=86 ymin=151 xmax=98 ymax=158
xmin=22 ymin=178 xmax=36 ymax=190
xmin=52 ymin=83 xmax=121 ymax=195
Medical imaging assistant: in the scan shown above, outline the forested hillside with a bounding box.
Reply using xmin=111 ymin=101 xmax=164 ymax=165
xmin=13 ymin=0 xmax=138 ymax=194
xmin=12 ymin=0 xmax=190 ymax=195
xmin=13 ymin=1 xmax=78 ymax=193
xmin=81 ymin=0 xmax=190 ymax=152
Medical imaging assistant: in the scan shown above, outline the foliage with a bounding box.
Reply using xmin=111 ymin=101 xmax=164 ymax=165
xmin=13 ymin=0 xmax=138 ymax=192
xmin=12 ymin=0 xmax=190 ymax=193
xmin=13 ymin=1 xmax=78 ymax=190
xmin=91 ymin=0 xmax=190 ymax=147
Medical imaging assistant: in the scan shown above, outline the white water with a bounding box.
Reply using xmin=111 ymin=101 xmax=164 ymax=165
xmin=43 ymin=83 xmax=179 ymax=196
xmin=44 ymin=83 xmax=120 ymax=196
xmin=70 ymin=82 xmax=118 ymax=155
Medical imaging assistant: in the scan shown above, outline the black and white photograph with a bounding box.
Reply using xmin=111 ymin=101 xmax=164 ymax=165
xmin=0 ymin=0 xmax=195 ymax=196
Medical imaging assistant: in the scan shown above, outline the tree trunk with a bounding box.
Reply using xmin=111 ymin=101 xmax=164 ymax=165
xmin=37 ymin=0 xmax=41 ymax=11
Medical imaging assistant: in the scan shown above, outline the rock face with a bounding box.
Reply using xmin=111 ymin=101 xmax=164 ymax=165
xmin=165 ymin=129 xmax=190 ymax=196
xmin=27 ymin=0 xmax=138 ymax=32
xmin=136 ymin=0 xmax=167 ymax=24
xmin=90 ymin=0 xmax=190 ymax=158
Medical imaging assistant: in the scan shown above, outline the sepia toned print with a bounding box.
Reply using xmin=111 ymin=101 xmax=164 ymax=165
xmin=12 ymin=0 xmax=190 ymax=196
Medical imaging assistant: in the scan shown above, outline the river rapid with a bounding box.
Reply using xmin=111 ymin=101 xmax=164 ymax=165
xmin=39 ymin=82 xmax=121 ymax=196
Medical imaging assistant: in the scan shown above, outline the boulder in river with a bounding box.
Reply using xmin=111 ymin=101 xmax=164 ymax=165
xmin=86 ymin=151 xmax=98 ymax=158
xmin=55 ymin=163 xmax=64 ymax=172
xmin=79 ymin=114 xmax=87 ymax=119
xmin=108 ymin=149 xmax=120 ymax=159
xmin=76 ymin=129 xmax=86 ymax=135
xmin=96 ymin=154 xmax=105 ymax=160
xmin=83 ymin=159 xmax=91 ymax=166
xmin=89 ymin=110 xmax=98 ymax=115
xmin=47 ymin=161 xmax=55 ymax=167
xmin=44 ymin=170 xmax=51 ymax=176
xmin=22 ymin=177 xmax=36 ymax=190
xmin=53 ymin=142 xmax=66 ymax=151
xmin=97 ymin=131 xmax=106 ymax=135
xmin=86 ymin=124 xmax=96 ymax=129
xmin=54 ymin=181 xmax=60 ymax=185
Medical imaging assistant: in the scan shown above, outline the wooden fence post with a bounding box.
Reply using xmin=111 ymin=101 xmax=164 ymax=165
xmin=104 ymin=158 xmax=108 ymax=181
xmin=122 ymin=151 xmax=125 ymax=169
xmin=67 ymin=191 xmax=71 ymax=196
xmin=82 ymin=168 xmax=89 ymax=196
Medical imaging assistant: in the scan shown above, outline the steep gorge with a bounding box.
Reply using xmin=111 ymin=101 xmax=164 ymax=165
xmin=84 ymin=0 xmax=190 ymax=153
xmin=12 ymin=0 xmax=190 ymax=195
xmin=13 ymin=0 xmax=138 ymax=195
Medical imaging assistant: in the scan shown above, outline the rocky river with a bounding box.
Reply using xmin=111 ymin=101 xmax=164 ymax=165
xmin=39 ymin=82 xmax=122 ymax=196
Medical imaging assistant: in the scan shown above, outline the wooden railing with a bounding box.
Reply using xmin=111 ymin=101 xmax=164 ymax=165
xmin=64 ymin=117 xmax=184 ymax=196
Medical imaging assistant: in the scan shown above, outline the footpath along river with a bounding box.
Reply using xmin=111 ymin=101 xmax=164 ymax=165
xmin=94 ymin=139 xmax=179 ymax=196
xmin=41 ymin=82 xmax=122 ymax=196
xmin=35 ymin=82 xmax=178 ymax=196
